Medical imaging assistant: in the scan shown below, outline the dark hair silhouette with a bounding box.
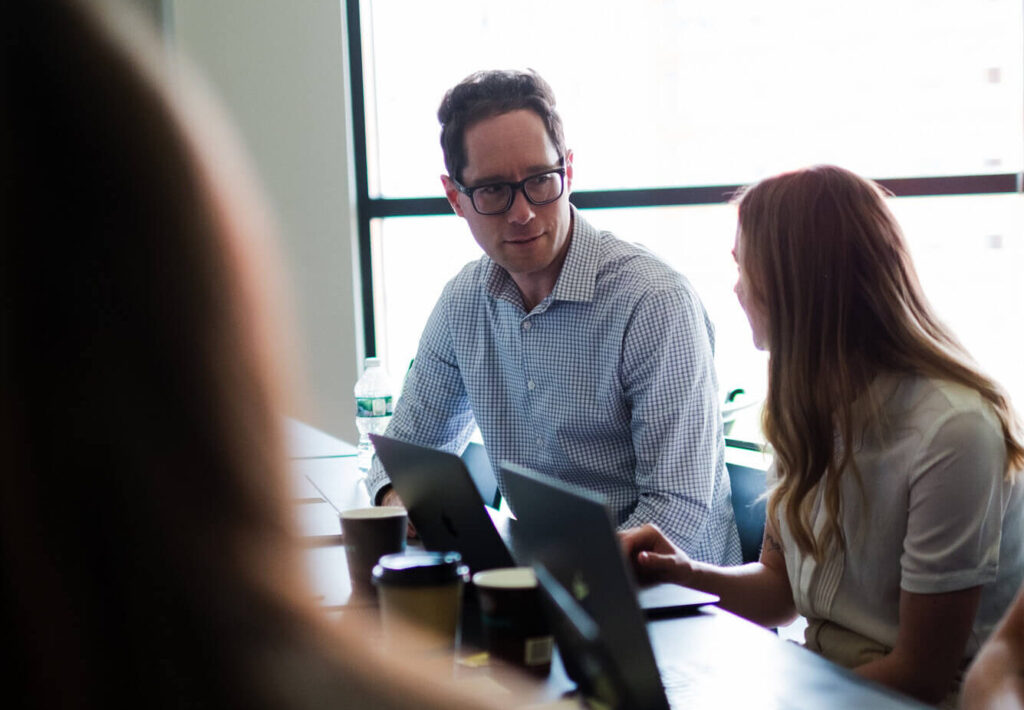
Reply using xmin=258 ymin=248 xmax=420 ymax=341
xmin=0 ymin=2 xmax=502 ymax=707
xmin=438 ymin=68 xmax=566 ymax=181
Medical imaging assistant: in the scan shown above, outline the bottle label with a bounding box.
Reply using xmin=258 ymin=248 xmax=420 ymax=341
xmin=356 ymin=396 xmax=393 ymax=417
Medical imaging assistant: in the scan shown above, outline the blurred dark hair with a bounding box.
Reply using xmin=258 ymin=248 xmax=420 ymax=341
xmin=0 ymin=2 xmax=500 ymax=708
xmin=438 ymin=68 xmax=566 ymax=181
xmin=0 ymin=0 xmax=310 ymax=705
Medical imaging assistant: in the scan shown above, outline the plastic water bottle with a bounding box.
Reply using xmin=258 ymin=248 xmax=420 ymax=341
xmin=354 ymin=357 xmax=394 ymax=476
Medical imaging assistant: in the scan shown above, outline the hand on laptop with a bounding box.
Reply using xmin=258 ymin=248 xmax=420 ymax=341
xmin=619 ymin=524 xmax=693 ymax=587
xmin=380 ymin=487 xmax=418 ymax=539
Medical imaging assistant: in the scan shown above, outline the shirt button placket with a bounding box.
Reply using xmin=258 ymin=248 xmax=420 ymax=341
xmin=522 ymin=318 xmax=535 ymax=396
xmin=522 ymin=317 xmax=539 ymax=449
xmin=520 ymin=319 xmax=536 ymax=393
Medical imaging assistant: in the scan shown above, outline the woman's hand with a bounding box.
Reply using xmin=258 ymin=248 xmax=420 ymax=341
xmin=619 ymin=523 xmax=694 ymax=586
xmin=621 ymin=515 xmax=797 ymax=629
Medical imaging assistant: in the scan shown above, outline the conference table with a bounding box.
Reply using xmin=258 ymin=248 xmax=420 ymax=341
xmin=287 ymin=419 xmax=930 ymax=709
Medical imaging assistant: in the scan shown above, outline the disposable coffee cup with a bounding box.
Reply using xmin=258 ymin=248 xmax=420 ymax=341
xmin=473 ymin=567 xmax=554 ymax=676
xmin=339 ymin=506 xmax=407 ymax=599
xmin=373 ymin=550 xmax=469 ymax=653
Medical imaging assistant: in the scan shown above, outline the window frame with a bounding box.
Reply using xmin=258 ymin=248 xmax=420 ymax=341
xmin=345 ymin=0 xmax=1024 ymax=359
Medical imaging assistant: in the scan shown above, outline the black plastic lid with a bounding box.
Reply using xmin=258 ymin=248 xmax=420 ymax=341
xmin=372 ymin=550 xmax=469 ymax=587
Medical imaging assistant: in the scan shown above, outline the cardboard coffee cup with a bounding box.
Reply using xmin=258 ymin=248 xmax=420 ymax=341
xmin=473 ymin=567 xmax=554 ymax=675
xmin=374 ymin=550 xmax=469 ymax=653
xmin=339 ymin=506 xmax=407 ymax=599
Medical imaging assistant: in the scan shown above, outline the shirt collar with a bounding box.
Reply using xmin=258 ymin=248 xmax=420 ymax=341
xmin=480 ymin=205 xmax=599 ymax=307
xmin=550 ymin=205 xmax=598 ymax=303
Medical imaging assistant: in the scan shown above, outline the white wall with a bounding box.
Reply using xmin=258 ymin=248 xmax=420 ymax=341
xmin=166 ymin=0 xmax=363 ymax=442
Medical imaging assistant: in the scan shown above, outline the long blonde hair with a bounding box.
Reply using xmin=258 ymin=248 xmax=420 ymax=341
xmin=734 ymin=165 xmax=1024 ymax=559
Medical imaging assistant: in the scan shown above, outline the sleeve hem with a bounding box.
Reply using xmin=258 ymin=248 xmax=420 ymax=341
xmin=901 ymin=565 xmax=997 ymax=594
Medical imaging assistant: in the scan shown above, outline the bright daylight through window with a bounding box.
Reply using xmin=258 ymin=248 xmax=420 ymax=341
xmin=350 ymin=0 xmax=1024 ymax=445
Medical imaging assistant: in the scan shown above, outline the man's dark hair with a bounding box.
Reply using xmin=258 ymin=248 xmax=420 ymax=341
xmin=438 ymin=69 xmax=566 ymax=182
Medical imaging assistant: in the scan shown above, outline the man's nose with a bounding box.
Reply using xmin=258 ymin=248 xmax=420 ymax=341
xmin=505 ymin=187 xmax=535 ymax=224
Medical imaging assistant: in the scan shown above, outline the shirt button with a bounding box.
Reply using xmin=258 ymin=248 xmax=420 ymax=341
xmin=522 ymin=320 xmax=532 ymax=330
xmin=527 ymin=380 xmax=536 ymax=390
xmin=536 ymin=436 xmax=543 ymax=447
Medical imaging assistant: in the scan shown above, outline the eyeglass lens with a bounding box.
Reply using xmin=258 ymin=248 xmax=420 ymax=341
xmin=472 ymin=171 xmax=563 ymax=214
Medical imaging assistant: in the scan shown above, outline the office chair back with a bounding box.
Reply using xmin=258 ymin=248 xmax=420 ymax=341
xmin=461 ymin=441 xmax=501 ymax=508
xmin=726 ymin=460 xmax=768 ymax=564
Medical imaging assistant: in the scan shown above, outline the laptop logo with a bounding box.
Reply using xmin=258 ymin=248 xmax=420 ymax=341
xmin=441 ymin=512 xmax=459 ymax=538
xmin=571 ymin=570 xmax=589 ymax=602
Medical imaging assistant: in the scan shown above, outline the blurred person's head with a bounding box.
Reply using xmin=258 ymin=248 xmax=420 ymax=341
xmin=732 ymin=165 xmax=1023 ymax=558
xmin=0 ymin=2 xmax=502 ymax=707
xmin=1 ymin=0 xmax=315 ymax=704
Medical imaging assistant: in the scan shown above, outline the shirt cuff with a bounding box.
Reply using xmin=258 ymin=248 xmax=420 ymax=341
xmin=372 ymin=483 xmax=393 ymax=506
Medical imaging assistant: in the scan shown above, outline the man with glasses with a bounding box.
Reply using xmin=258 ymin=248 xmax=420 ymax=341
xmin=366 ymin=69 xmax=741 ymax=565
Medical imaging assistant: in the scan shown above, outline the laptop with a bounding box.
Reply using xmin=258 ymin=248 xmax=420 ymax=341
xmin=532 ymin=560 xmax=668 ymax=709
xmin=504 ymin=463 xmax=930 ymax=710
xmin=503 ymin=462 xmax=718 ymax=709
xmin=370 ymin=435 xmax=712 ymax=616
xmin=369 ymin=434 xmax=515 ymax=575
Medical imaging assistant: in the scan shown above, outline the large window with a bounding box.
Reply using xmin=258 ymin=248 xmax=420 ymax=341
xmin=348 ymin=0 xmax=1024 ymax=442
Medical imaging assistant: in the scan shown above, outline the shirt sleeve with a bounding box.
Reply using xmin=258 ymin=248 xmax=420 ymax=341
xmin=901 ymin=408 xmax=1008 ymax=594
xmin=617 ymin=284 xmax=724 ymax=553
xmin=365 ymin=282 xmax=477 ymax=504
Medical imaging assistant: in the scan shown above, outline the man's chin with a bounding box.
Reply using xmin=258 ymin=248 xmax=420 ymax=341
xmin=496 ymin=244 xmax=547 ymax=269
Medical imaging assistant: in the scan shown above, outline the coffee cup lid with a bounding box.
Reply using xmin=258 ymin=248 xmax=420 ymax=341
xmin=372 ymin=550 xmax=468 ymax=586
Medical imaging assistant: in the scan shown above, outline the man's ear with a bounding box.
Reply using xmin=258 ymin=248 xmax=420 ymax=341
xmin=564 ymin=149 xmax=574 ymax=194
xmin=441 ymin=175 xmax=466 ymax=218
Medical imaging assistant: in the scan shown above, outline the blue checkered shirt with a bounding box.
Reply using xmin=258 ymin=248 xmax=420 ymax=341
xmin=368 ymin=208 xmax=741 ymax=565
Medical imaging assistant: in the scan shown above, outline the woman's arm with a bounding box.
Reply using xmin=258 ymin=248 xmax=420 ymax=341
xmin=862 ymin=407 xmax=1008 ymax=704
xmin=856 ymin=586 xmax=982 ymax=705
xmin=962 ymin=584 xmax=1024 ymax=710
xmin=620 ymin=514 xmax=796 ymax=628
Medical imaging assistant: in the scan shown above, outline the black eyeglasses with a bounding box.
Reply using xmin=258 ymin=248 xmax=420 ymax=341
xmin=452 ymin=158 xmax=566 ymax=215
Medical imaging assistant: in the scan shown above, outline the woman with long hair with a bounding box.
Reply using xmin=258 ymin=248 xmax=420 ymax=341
xmin=0 ymin=1 xmax=505 ymax=707
xmin=621 ymin=165 xmax=1024 ymax=706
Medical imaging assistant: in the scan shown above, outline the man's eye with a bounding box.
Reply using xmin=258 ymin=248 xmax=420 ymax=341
xmin=477 ymin=184 xmax=506 ymax=196
xmin=529 ymin=174 xmax=553 ymax=186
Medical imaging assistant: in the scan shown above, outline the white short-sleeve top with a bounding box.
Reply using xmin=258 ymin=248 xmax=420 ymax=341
xmin=776 ymin=374 xmax=1024 ymax=657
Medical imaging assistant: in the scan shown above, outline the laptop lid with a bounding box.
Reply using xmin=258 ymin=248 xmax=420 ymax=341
xmin=500 ymin=461 xmax=717 ymax=614
xmin=503 ymin=462 xmax=670 ymax=709
xmin=533 ymin=562 xmax=642 ymax=709
xmin=369 ymin=434 xmax=515 ymax=575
